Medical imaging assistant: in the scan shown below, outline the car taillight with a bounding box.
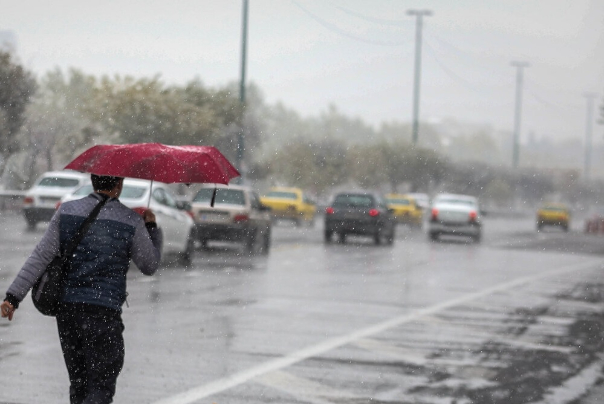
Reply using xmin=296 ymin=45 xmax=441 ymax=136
xmin=325 ymin=207 xmax=334 ymax=215
xmin=431 ymin=208 xmax=438 ymax=221
xmin=368 ymin=209 xmax=379 ymax=217
xmin=55 ymin=201 xmax=61 ymax=210
xmin=233 ymin=214 xmax=249 ymax=223
xmin=23 ymin=196 xmax=34 ymax=205
xmin=469 ymin=210 xmax=477 ymax=221
xmin=185 ymin=210 xmax=194 ymax=219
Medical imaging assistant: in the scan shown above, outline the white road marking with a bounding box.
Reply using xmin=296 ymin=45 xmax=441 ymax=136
xmin=151 ymin=260 xmax=601 ymax=404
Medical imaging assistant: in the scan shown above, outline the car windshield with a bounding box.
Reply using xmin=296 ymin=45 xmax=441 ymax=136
xmin=436 ymin=198 xmax=476 ymax=207
xmin=333 ymin=194 xmax=374 ymax=208
xmin=38 ymin=177 xmax=81 ymax=188
xmin=265 ymin=191 xmax=297 ymax=200
xmin=72 ymin=184 xmax=93 ymax=196
xmin=542 ymin=206 xmax=567 ymax=212
xmin=387 ymin=198 xmax=410 ymax=205
xmin=193 ymin=188 xmax=245 ymax=206
xmin=120 ymin=185 xmax=147 ymax=200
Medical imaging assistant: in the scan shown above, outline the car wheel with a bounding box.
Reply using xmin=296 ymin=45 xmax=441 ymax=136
xmin=339 ymin=232 xmax=347 ymax=244
xmin=374 ymin=230 xmax=381 ymax=245
xmin=562 ymin=224 xmax=569 ymax=232
xmin=386 ymin=228 xmax=395 ymax=245
xmin=472 ymin=233 xmax=482 ymax=243
xmin=245 ymin=230 xmax=257 ymax=254
xmin=179 ymin=231 xmax=195 ymax=266
xmin=429 ymin=232 xmax=439 ymax=241
xmin=324 ymin=229 xmax=333 ymax=243
xmin=26 ymin=217 xmax=37 ymax=231
xmin=260 ymin=228 xmax=271 ymax=255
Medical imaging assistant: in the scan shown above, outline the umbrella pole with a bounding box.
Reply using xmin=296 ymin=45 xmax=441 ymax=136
xmin=147 ymin=180 xmax=154 ymax=208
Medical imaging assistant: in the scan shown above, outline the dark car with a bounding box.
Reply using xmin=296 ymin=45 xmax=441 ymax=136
xmin=324 ymin=191 xmax=395 ymax=245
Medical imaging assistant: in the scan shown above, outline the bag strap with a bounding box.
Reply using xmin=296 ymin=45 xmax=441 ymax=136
xmin=61 ymin=194 xmax=110 ymax=260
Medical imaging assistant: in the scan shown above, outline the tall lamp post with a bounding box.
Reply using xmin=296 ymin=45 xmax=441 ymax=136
xmin=583 ymin=92 xmax=597 ymax=181
xmin=511 ymin=61 xmax=529 ymax=169
xmin=236 ymin=0 xmax=249 ymax=176
xmin=407 ymin=9 xmax=432 ymax=145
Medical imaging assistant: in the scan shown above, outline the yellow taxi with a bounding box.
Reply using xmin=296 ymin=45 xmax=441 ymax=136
xmin=385 ymin=193 xmax=423 ymax=227
xmin=260 ymin=187 xmax=316 ymax=226
xmin=537 ymin=203 xmax=570 ymax=231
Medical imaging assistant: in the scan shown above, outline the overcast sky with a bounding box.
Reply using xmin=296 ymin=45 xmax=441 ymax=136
xmin=1 ymin=0 xmax=603 ymax=144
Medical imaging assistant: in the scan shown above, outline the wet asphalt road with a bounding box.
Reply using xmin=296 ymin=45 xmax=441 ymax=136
xmin=1 ymin=212 xmax=603 ymax=404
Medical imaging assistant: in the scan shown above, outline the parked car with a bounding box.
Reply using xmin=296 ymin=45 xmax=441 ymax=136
xmin=385 ymin=193 xmax=423 ymax=227
xmin=23 ymin=170 xmax=90 ymax=230
xmin=59 ymin=179 xmax=195 ymax=265
xmin=324 ymin=191 xmax=396 ymax=245
xmin=190 ymin=184 xmax=271 ymax=254
xmin=428 ymin=193 xmax=482 ymax=242
xmin=260 ymin=186 xmax=316 ymax=226
xmin=537 ymin=202 xmax=570 ymax=231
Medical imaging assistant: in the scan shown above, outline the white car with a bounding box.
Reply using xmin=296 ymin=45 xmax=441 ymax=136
xmin=428 ymin=193 xmax=482 ymax=243
xmin=60 ymin=179 xmax=195 ymax=265
xmin=190 ymin=184 xmax=271 ymax=254
xmin=23 ymin=170 xmax=90 ymax=230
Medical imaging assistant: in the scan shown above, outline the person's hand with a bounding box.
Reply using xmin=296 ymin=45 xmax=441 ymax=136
xmin=143 ymin=209 xmax=156 ymax=224
xmin=1 ymin=300 xmax=15 ymax=321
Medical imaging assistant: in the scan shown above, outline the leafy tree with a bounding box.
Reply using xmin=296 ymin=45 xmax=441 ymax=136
xmin=0 ymin=51 xmax=36 ymax=154
xmin=262 ymin=138 xmax=349 ymax=196
xmin=21 ymin=69 xmax=99 ymax=174
xmin=93 ymin=76 xmax=220 ymax=147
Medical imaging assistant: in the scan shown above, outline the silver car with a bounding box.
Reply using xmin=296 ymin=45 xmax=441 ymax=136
xmin=190 ymin=184 xmax=271 ymax=254
xmin=428 ymin=193 xmax=482 ymax=242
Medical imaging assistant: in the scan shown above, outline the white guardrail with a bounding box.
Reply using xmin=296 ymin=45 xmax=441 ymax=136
xmin=0 ymin=190 xmax=26 ymax=211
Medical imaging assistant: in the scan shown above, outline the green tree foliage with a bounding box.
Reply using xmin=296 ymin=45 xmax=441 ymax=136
xmin=92 ymin=76 xmax=241 ymax=153
xmin=0 ymin=51 xmax=36 ymax=154
xmin=22 ymin=69 xmax=99 ymax=172
xmin=263 ymin=138 xmax=349 ymax=195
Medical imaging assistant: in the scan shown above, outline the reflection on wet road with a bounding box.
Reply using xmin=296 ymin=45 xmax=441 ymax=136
xmin=0 ymin=213 xmax=603 ymax=403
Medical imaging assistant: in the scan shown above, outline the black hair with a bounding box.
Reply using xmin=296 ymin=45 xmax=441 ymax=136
xmin=91 ymin=174 xmax=123 ymax=191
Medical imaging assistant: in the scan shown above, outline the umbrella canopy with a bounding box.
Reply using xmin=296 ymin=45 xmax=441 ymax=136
xmin=64 ymin=143 xmax=239 ymax=184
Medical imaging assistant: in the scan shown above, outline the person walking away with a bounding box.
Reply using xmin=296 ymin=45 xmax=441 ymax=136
xmin=1 ymin=174 xmax=163 ymax=404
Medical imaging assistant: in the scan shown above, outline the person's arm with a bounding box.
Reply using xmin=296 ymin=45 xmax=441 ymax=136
xmin=131 ymin=209 xmax=162 ymax=275
xmin=2 ymin=208 xmax=61 ymax=320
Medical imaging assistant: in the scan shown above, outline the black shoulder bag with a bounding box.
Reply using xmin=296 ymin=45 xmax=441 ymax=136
xmin=32 ymin=196 xmax=109 ymax=316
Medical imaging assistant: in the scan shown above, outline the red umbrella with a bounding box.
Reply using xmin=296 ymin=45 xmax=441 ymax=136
xmin=65 ymin=143 xmax=239 ymax=185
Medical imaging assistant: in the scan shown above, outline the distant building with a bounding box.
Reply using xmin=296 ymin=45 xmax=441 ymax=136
xmin=0 ymin=30 xmax=17 ymax=53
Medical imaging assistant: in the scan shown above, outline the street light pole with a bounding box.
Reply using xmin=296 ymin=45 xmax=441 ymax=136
xmin=583 ymin=92 xmax=597 ymax=181
xmin=511 ymin=61 xmax=529 ymax=169
xmin=407 ymin=9 xmax=432 ymax=145
xmin=236 ymin=0 xmax=249 ymax=175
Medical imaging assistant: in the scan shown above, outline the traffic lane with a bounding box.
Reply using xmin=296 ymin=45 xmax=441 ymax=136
xmin=120 ymin=225 xmax=600 ymax=403
xmin=0 ymin=213 xmax=600 ymax=403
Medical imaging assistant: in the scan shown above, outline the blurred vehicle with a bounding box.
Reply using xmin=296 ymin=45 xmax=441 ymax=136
xmin=60 ymin=179 xmax=195 ymax=264
xmin=385 ymin=193 xmax=423 ymax=226
xmin=23 ymin=170 xmax=90 ymax=230
xmin=406 ymin=192 xmax=430 ymax=210
xmin=324 ymin=191 xmax=395 ymax=245
xmin=260 ymin=186 xmax=316 ymax=226
xmin=585 ymin=206 xmax=604 ymax=234
xmin=428 ymin=193 xmax=482 ymax=242
xmin=190 ymin=184 xmax=271 ymax=254
xmin=536 ymin=203 xmax=570 ymax=231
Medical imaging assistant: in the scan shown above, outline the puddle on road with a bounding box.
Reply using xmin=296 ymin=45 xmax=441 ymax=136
xmin=405 ymin=281 xmax=604 ymax=404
